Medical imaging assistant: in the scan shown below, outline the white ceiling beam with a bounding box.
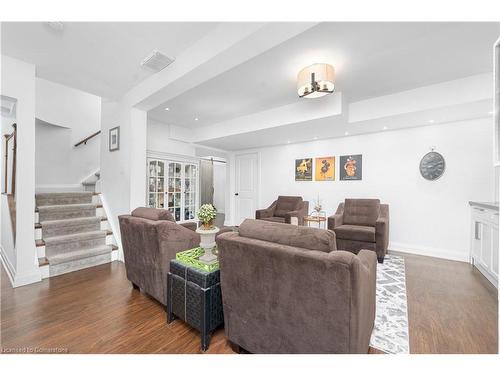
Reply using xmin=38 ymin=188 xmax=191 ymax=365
xmin=349 ymin=73 xmax=493 ymax=123
xmin=123 ymin=22 xmax=318 ymax=110
xmin=186 ymin=73 xmax=494 ymax=150
xmin=184 ymin=92 xmax=344 ymax=142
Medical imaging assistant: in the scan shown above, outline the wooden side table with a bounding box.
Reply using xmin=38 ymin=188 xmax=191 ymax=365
xmin=303 ymin=214 xmax=327 ymax=229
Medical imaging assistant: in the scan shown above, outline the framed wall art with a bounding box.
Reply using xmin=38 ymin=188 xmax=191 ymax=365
xmin=295 ymin=158 xmax=313 ymax=181
xmin=340 ymin=154 xmax=362 ymax=181
xmin=315 ymin=156 xmax=335 ymax=181
xmin=109 ymin=126 xmax=120 ymax=152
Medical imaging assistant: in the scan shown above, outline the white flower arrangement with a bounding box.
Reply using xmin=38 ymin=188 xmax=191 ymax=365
xmin=197 ymin=204 xmax=217 ymax=229
xmin=313 ymin=194 xmax=322 ymax=213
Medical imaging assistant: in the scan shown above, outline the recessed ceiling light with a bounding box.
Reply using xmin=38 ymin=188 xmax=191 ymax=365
xmin=313 ymin=136 xmax=318 ymax=140
xmin=344 ymin=131 xmax=349 ymax=136
xmin=488 ymin=111 xmax=494 ymax=115
xmin=429 ymin=120 xmax=435 ymax=123
xmin=164 ymin=107 xmax=170 ymax=111
xmin=194 ymin=117 xmax=199 ymax=121
xmin=287 ymin=140 xmax=291 ymax=144
xmin=383 ymin=126 xmax=388 ymax=130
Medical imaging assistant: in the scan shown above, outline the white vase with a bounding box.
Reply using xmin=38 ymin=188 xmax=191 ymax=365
xmin=196 ymin=226 xmax=220 ymax=263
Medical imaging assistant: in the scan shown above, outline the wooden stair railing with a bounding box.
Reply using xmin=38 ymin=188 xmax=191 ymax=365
xmin=74 ymin=130 xmax=101 ymax=147
xmin=3 ymin=123 xmax=16 ymax=196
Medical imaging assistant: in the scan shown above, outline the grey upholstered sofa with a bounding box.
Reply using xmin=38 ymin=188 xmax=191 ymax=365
xmin=328 ymin=199 xmax=389 ymax=263
xmin=118 ymin=207 xmax=200 ymax=306
xmin=255 ymin=196 xmax=309 ymax=225
xmin=217 ymin=219 xmax=377 ymax=354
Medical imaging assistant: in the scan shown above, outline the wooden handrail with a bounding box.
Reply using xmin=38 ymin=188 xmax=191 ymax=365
xmin=3 ymin=123 xmax=16 ymax=196
xmin=74 ymin=130 xmax=101 ymax=147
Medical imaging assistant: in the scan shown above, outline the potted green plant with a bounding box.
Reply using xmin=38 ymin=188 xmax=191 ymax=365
xmin=197 ymin=204 xmax=217 ymax=230
xmin=196 ymin=204 xmax=219 ymax=263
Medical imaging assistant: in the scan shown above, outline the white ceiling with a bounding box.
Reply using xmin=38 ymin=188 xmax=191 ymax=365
xmin=148 ymin=22 xmax=500 ymax=128
xmin=1 ymin=22 xmax=220 ymax=99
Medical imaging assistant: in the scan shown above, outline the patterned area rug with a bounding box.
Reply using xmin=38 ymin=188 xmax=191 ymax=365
xmin=369 ymin=254 xmax=410 ymax=354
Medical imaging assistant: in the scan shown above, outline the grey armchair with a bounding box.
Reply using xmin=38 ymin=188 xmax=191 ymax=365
xmin=217 ymin=219 xmax=377 ymax=353
xmin=118 ymin=207 xmax=201 ymax=306
xmin=255 ymin=196 xmax=309 ymax=226
xmin=328 ymin=199 xmax=389 ymax=263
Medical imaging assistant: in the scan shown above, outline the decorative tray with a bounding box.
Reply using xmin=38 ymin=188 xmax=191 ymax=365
xmin=176 ymin=247 xmax=219 ymax=272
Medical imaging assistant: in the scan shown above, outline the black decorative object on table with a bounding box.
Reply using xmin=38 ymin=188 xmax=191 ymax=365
xmin=166 ymin=260 xmax=224 ymax=351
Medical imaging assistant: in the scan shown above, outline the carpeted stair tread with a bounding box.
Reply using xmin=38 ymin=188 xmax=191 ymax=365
xmin=36 ymin=203 xmax=98 ymax=211
xmin=36 ymin=203 xmax=102 ymax=212
xmin=47 ymin=245 xmax=113 ymax=265
xmin=40 ymin=216 xmax=102 ymax=238
xmin=41 ymin=216 xmax=101 ymax=226
xmin=43 ymin=230 xmax=107 ymax=246
xmin=35 ymin=216 xmax=107 ymax=229
xmin=36 ymin=192 xmax=94 ymax=206
xmin=34 ymin=190 xmax=113 ymax=275
xmin=37 ymin=203 xmax=98 ymax=221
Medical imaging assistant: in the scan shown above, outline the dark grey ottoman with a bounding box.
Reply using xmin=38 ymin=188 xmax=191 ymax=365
xmin=166 ymin=259 xmax=224 ymax=351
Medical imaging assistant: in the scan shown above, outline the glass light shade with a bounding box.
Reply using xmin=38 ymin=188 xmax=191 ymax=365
xmin=297 ymin=63 xmax=335 ymax=98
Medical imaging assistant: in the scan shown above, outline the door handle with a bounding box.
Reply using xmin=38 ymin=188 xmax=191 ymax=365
xmin=235 ymin=193 xmax=239 ymax=196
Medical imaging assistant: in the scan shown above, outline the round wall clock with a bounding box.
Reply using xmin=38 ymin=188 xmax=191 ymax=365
xmin=419 ymin=151 xmax=445 ymax=181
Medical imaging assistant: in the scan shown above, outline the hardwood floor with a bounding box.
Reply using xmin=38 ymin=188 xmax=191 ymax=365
xmin=403 ymin=253 xmax=498 ymax=353
xmin=1 ymin=253 xmax=497 ymax=354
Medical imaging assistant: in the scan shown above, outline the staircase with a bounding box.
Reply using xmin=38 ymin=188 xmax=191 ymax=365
xmin=82 ymin=170 xmax=101 ymax=192
xmin=35 ymin=192 xmax=117 ymax=278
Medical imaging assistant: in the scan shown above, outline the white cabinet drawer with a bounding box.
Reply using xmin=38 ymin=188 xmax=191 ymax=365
xmin=492 ymin=225 xmax=499 ymax=280
xmin=470 ymin=206 xmax=499 ymax=288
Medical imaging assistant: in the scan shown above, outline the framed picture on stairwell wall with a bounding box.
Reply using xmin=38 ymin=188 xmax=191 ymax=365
xmin=109 ymin=126 xmax=120 ymax=152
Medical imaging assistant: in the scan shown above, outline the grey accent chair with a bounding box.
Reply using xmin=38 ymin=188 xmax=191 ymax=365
xmin=118 ymin=207 xmax=200 ymax=306
xmin=255 ymin=196 xmax=309 ymax=225
xmin=217 ymin=219 xmax=377 ymax=354
xmin=328 ymin=199 xmax=389 ymax=263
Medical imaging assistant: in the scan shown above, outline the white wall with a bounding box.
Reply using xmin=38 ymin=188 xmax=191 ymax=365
xmin=35 ymin=78 xmax=101 ymax=189
xmin=213 ymin=162 xmax=226 ymax=213
xmin=0 ymin=55 xmax=41 ymax=287
xmin=1 ymin=113 xmax=16 ymax=192
xmin=147 ymin=119 xmax=196 ymax=156
xmin=100 ymin=101 xmax=148 ymax=259
xmin=1 ymin=114 xmax=16 ymax=277
xmin=236 ymin=118 xmax=494 ymax=262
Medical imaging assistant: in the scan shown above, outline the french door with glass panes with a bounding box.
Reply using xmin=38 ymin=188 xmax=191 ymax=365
xmin=147 ymin=158 xmax=198 ymax=222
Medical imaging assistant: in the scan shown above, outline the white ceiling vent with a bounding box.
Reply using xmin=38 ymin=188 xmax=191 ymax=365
xmin=141 ymin=50 xmax=175 ymax=72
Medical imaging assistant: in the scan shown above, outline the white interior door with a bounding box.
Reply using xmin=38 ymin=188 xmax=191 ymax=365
xmin=235 ymin=153 xmax=258 ymax=226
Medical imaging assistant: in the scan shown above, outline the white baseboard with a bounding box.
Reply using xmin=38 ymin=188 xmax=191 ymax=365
xmin=12 ymin=270 xmax=42 ymax=287
xmin=0 ymin=245 xmax=16 ymax=287
xmin=389 ymin=241 xmax=468 ymax=263
xmin=0 ymin=245 xmax=42 ymax=287
xmin=36 ymin=184 xmax=83 ymax=193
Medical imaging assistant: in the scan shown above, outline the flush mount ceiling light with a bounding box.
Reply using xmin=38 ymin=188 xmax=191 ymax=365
xmin=297 ymin=63 xmax=335 ymax=98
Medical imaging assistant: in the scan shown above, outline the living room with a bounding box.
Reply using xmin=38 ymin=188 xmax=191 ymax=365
xmin=1 ymin=1 xmax=500 ymax=373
